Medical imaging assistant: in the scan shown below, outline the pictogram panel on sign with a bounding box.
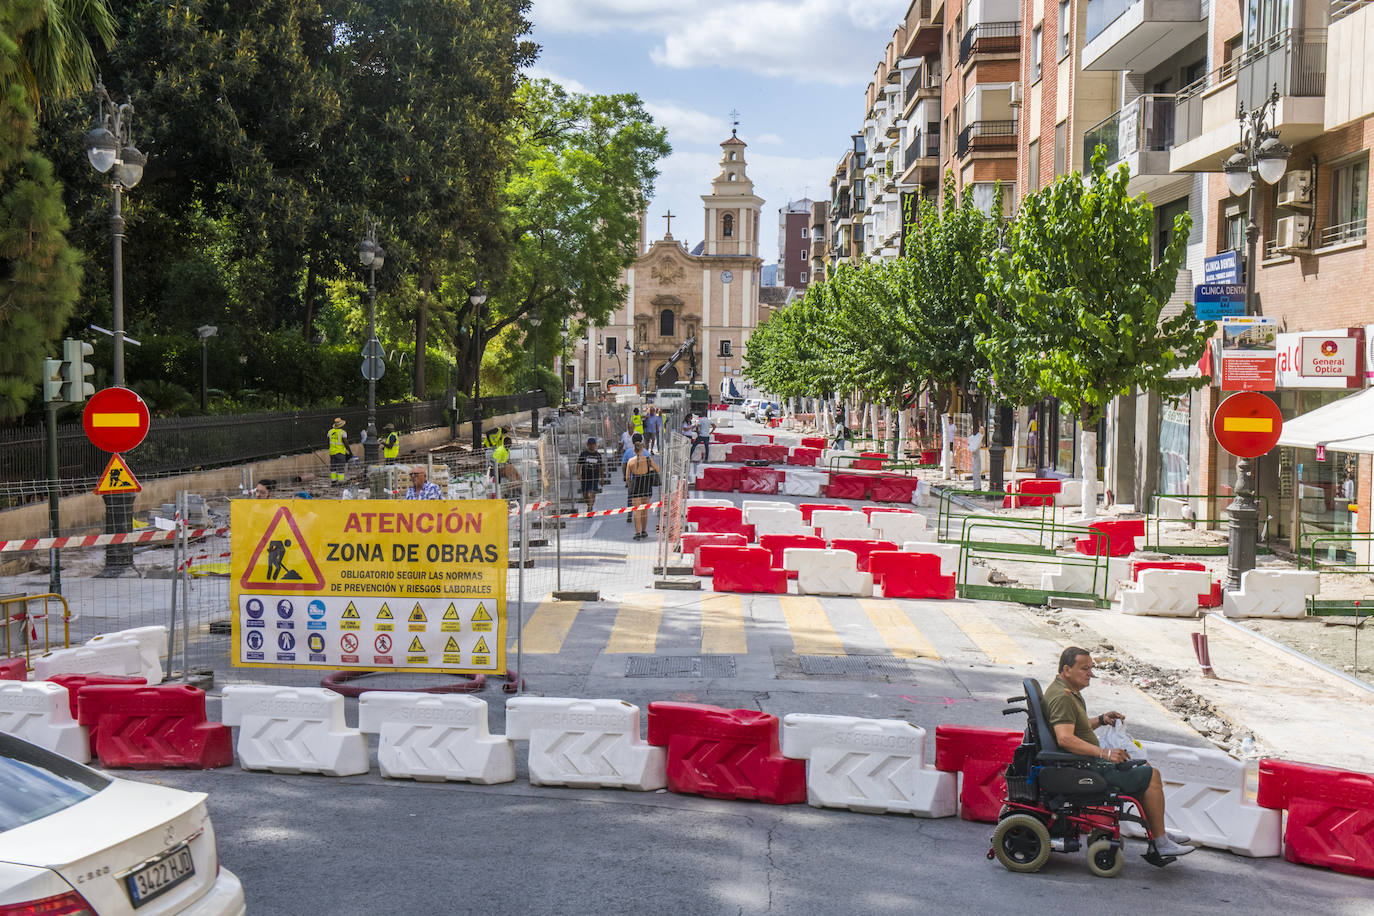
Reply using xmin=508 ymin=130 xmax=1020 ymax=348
xmin=231 ymin=500 xmax=508 ymax=673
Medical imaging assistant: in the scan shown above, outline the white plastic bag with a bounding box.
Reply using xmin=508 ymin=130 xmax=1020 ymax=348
xmin=1097 ymin=721 xmax=1143 ymax=756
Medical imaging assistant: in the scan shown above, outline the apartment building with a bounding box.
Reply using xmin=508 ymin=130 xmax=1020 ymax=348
xmin=809 ymin=200 xmax=830 ymax=283
xmin=946 ymin=0 xmax=1021 ymax=214
xmin=777 ymin=199 xmax=814 ymax=289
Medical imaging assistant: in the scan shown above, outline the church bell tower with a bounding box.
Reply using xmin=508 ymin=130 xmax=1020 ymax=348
xmin=702 ymin=129 xmax=764 ymax=258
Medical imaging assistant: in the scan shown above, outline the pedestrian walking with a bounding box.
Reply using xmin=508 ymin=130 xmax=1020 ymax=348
xmin=383 ymin=424 xmax=400 ymax=461
xmin=328 ymin=418 xmax=351 ymax=485
xmin=404 ymin=466 xmax=442 ymax=499
xmin=631 ymin=407 xmax=645 ymax=439
xmin=578 ymin=437 xmax=604 ymax=512
xmin=645 ymin=407 xmax=661 ymax=453
xmin=624 ymin=438 xmax=660 ymax=540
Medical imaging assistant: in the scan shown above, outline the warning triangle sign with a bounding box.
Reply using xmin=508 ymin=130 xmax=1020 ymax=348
xmin=443 ymin=604 xmax=460 ymax=620
xmin=472 ymin=636 xmax=490 ymax=654
xmin=472 ymin=603 xmax=493 ymax=622
xmin=94 ymin=453 xmax=141 ymax=495
xmin=444 ymin=636 xmax=461 ymax=653
xmin=377 ymin=603 xmax=393 ymax=619
xmin=407 ymin=635 xmax=425 ymax=653
xmin=238 ymin=506 xmax=325 ymax=591
xmin=409 ymin=603 xmax=426 ymax=622
xmin=342 ymin=603 xmax=360 ymax=620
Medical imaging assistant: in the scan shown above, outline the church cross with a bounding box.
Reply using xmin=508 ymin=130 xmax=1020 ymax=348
xmin=663 ymin=210 xmax=675 ymax=235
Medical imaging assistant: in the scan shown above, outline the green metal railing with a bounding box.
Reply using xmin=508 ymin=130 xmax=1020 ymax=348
xmin=1297 ymin=531 xmax=1374 ymax=573
xmin=938 ymin=489 xmax=1056 ymax=542
xmin=954 ymin=516 xmax=1113 ymax=607
xmin=1144 ymin=492 xmax=1271 ymax=555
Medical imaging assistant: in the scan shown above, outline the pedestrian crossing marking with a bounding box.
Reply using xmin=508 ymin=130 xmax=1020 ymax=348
xmin=606 ymin=594 xmax=663 ymax=654
xmin=520 ymin=600 xmax=580 ymax=654
xmin=700 ymin=594 xmax=747 ymax=655
xmin=777 ymin=595 xmax=844 ymax=656
xmin=941 ymin=603 xmax=1034 ymax=666
xmin=857 ymin=599 xmax=940 ymax=659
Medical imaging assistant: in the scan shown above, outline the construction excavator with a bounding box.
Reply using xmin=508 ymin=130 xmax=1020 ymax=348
xmin=654 ymin=336 xmax=709 ymax=412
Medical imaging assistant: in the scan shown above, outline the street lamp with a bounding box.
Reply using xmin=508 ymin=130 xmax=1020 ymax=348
xmin=358 ymin=224 xmax=386 ymax=466
xmin=85 ymin=79 xmax=146 ymax=577
xmin=1220 ymin=86 xmax=1290 ymax=591
xmin=84 ymin=79 xmax=146 ymax=389
xmin=987 ymin=224 xmax=1014 ymax=494
xmin=561 ymin=319 xmax=570 ymax=407
xmin=469 ymin=280 xmax=488 ymax=452
xmin=196 ymin=325 xmax=217 ymax=413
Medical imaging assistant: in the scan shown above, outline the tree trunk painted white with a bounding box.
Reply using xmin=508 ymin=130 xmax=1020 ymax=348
xmin=1079 ymin=423 xmax=1098 ymax=523
xmin=1009 ymin=420 xmax=1022 ymax=492
xmin=940 ymin=412 xmax=955 ymax=479
xmin=870 ymin=403 xmax=881 ymax=448
xmin=898 ymin=407 xmax=911 ymax=459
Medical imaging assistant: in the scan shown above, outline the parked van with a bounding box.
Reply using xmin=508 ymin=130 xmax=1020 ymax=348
xmin=653 ymin=388 xmax=688 ymax=411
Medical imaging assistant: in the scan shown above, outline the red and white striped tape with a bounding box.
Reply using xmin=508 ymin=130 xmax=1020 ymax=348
xmin=0 ymin=525 xmax=229 ymax=554
xmin=546 ymin=501 xmax=663 ymax=520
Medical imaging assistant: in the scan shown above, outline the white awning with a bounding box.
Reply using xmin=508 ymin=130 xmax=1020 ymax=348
xmin=1276 ymin=387 xmax=1374 ymax=455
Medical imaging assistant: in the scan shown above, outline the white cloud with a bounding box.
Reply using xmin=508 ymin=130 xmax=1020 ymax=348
xmin=532 ymin=0 xmax=909 ymax=85
xmin=644 ymin=102 xmax=729 ymax=145
xmin=754 ymin=132 xmax=785 ymax=145
xmin=524 ymin=63 xmax=592 ymax=95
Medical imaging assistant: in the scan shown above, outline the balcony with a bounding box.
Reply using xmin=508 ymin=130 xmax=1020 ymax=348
xmin=902 ymin=70 xmax=941 ymax=120
xmin=898 ymin=132 xmax=942 ymax=186
xmin=1081 ymin=0 xmax=1205 ymax=73
xmin=1082 ymin=94 xmax=1178 ymax=194
xmin=900 ymin=0 xmax=942 ymax=57
xmin=1170 ymin=29 xmax=1327 ymax=173
xmin=956 ymin=120 xmax=1017 ymax=159
xmin=959 ymin=22 xmax=1021 ymax=66
xmin=1327 ymin=0 xmax=1374 ymax=128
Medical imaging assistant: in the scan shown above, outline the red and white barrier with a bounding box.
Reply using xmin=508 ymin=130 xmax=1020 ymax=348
xmin=747 ymin=507 xmax=809 ymax=538
xmin=781 ymin=714 xmax=956 ymax=817
xmin=222 ymin=685 xmax=369 ymax=776
xmin=0 ymin=681 xmax=89 ymax=762
xmin=0 ymin=525 xmax=228 ymax=554
xmin=547 ymin=501 xmax=662 ymax=520
xmin=869 ymin=512 xmax=933 ymax=544
xmin=810 ymin=510 xmax=873 ymax=542
xmin=786 ymin=548 xmax=873 ymax=597
xmin=901 ymin=542 xmax=990 ymax=586
xmin=358 ymin=692 xmax=514 ymax=784
xmin=505 ymin=697 xmax=667 ymax=791
xmin=780 ymin=469 xmax=825 ymax=497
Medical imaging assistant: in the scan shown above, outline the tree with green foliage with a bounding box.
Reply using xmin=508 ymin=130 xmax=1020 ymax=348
xmin=0 ymin=0 xmax=113 ymax=419
xmin=978 ymin=151 xmax=1211 ymax=515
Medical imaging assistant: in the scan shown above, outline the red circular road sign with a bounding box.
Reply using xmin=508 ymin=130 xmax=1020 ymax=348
xmin=1213 ymin=392 xmax=1284 ymax=458
xmin=82 ymin=387 xmax=150 ymax=453
xmin=341 ymin=633 xmax=359 ymax=653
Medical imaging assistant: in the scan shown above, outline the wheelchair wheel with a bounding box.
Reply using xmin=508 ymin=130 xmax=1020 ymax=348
xmin=992 ymin=814 xmax=1052 ymax=873
xmin=1086 ymin=837 xmax=1125 ymax=878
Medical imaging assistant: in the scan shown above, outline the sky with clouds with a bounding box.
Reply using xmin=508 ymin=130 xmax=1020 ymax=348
xmin=526 ymin=0 xmax=911 ymax=266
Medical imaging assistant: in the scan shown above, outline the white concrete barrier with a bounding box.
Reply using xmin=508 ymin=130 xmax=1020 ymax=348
xmin=358 ymin=692 xmax=514 ymax=784
xmin=780 ymin=469 xmax=825 ymax=496
xmin=1040 ymin=556 xmax=1129 ymax=597
xmin=686 ymin=498 xmax=735 ymax=510
xmin=741 ymin=434 xmax=771 ymax=446
xmin=1139 ymin=740 xmax=1282 ymax=857
xmin=0 ymin=681 xmax=89 ymax=762
xmin=780 ymin=714 xmax=956 ymax=817
xmin=86 ymin=625 xmax=167 ymax=684
xmin=221 ymin=685 xmax=369 ymax=776
xmin=1222 ymin=569 xmax=1320 ymax=619
xmin=32 ymin=641 xmax=143 ymax=681
xmin=742 ymin=500 xmax=791 ymax=516
xmin=1120 ymin=569 xmax=1213 ymax=617
xmin=811 ymin=510 xmax=873 ymax=542
xmin=707 ymin=443 xmax=731 ymax=463
xmin=901 ymin=542 xmax=990 ymax=586
xmin=505 ymin=697 xmax=666 ymax=790
xmin=748 ymin=507 xmax=810 ymax=538
xmin=870 ymin=512 xmax=931 ymax=545
xmin=786 ymin=548 xmax=873 ymax=597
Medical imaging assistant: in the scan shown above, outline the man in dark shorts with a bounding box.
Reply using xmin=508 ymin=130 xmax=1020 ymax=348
xmin=1043 ymin=647 xmax=1194 ymax=859
xmin=577 ymin=437 xmax=604 ymax=512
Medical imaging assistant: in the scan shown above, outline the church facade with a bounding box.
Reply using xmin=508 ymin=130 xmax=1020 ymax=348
xmin=576 ymin=132 xmax=765 ymax=398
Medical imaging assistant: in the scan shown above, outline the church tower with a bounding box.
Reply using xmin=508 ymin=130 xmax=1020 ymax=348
xmin=702 ymin=130 xmax=764 ymax=257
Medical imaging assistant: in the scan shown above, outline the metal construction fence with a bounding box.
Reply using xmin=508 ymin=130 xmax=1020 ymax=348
xmin=0 ymin=391 xmax=546 ymax=504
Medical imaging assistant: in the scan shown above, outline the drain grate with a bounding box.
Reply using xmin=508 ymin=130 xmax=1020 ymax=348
xmin=797 ymin=655 xmax=920 ymax=678
xmin=624 ymin=655 xmax=737 ymax=678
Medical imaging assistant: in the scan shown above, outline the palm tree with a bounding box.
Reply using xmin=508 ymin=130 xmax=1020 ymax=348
xmin=6 ymin=0 xmax=117 ymax=109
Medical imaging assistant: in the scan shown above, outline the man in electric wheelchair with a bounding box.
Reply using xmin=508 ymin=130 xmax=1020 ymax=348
xmin=990 ymin=647 xmax=1194 ymax=877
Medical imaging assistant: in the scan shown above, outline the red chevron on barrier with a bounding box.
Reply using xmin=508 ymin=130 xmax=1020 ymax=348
xmin=1258 ymin=757 xmax=1374 ymax=877
xmin=76 ymin=684 xmax=233 ymax=769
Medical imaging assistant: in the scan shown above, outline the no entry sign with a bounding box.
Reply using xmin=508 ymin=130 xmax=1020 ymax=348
xmin=1213 ymin=392 xmax=1283 ymax=458
xmin=83 ymin=387 xmax=150 ymax=453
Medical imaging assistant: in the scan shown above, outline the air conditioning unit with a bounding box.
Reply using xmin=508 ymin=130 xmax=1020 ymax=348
xmin=1275 ymin=214 xmax=1312 ymax=251
xmin=1009 ymin=82 xmax=1023 ymax=108
xmin=1277 ymin=170 xmax=1312 ymax=207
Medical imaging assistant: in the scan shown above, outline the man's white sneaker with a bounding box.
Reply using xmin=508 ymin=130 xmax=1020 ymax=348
xmin=1155 ymin=837 xmax=1195 ymax=857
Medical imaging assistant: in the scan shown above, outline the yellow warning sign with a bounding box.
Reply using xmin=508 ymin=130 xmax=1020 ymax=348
xmin=472 ymin=636 xmax=490 ymax=654
xmin=94 ymin=453 xmax=142 ymax=495
xmin=237 ymin=506 xmax=325 ymax=591
xmin=230 ymin=500 xmax=508 ymax=675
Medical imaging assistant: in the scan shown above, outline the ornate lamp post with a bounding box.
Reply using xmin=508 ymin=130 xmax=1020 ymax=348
xmin=358 ymin=224 xmax=386 ymax=466
xmin=561 ymin=319 xmax=571 ymax=407
xmin=987 ymin=224 xmax=1014 ymax=493
xmin=1221 ymin=87 xmax=1290 ymax=590
xmin=85 ymin=79 xmax=146 ymax=576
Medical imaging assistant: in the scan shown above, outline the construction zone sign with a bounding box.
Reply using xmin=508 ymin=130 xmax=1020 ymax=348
xmin=230 ymin=501 xmax=508 ymax=673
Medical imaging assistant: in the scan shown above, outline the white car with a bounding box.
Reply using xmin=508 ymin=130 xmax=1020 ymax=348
xmin=0 ymin=733 xmax=245 ymax=915
xmin=742 ymin=398 xmax=762 ymax=419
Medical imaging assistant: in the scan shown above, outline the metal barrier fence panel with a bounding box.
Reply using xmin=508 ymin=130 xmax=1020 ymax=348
xmin=954 ymin=515 xmax=1114 ymax=607
xmin=1145 ymin=492 xmax=1271 ymax=555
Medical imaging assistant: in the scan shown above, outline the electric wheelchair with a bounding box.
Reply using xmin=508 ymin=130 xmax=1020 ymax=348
xmin=988 ymin=678 xmax=1176 ymax=876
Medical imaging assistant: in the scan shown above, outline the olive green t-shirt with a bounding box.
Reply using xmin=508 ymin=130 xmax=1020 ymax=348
xmin=1043 ymin=676 xmax=1099 ymax=748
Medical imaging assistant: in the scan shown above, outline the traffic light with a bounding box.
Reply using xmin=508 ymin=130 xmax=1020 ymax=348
xmin=42 ymin=358 xmax=63 ymax=403
xmin=59 ymin=338 xmax=95 ymax=403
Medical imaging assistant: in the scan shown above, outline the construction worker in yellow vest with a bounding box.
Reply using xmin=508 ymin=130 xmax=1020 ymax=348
xmin=383 ymin=423 xmax=400 ymax=461
xmin=631 ymin=408 xmax=644 ymax=438
xmin=328 ymin=418 xmax=350 ymax=485
xmin=483 ymin=428 xmax=503 ymax=452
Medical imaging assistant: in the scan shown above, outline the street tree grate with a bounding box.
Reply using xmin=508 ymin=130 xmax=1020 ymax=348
xmin=797 ymin=655 xmax=920 ymax=678
xmin=624 ymin=655 xmax=737 ymax=678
